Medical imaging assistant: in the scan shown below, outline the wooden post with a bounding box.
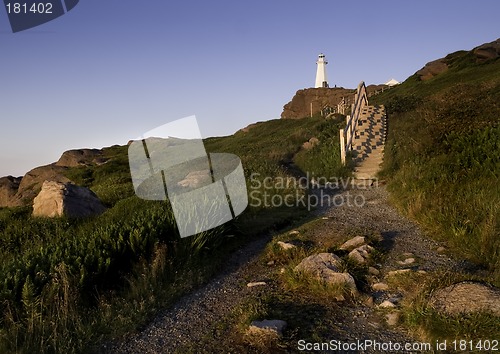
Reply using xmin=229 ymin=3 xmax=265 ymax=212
xmin=339 ymin=129 xmax=346 ymax=165
xmin=310 ymin=102 xmax=313 ymax=117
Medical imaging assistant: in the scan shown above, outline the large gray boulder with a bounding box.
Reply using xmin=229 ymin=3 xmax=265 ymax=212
xmin=32 ymin=181 xmax=106 ymax=218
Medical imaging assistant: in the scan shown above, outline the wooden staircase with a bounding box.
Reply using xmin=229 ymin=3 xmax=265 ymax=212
xmin=352 ymin=105 xmax=387 ymax=180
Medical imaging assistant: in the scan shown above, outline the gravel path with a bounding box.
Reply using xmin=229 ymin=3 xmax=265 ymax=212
xmin=105 ymin=184 xmax=460 ymax=353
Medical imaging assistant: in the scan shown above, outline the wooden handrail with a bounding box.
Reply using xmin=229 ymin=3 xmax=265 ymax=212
xmin=339 ymin=81 xmax=367 ymax=164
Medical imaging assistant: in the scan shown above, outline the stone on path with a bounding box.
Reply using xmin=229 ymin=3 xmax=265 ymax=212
xmin=277 ymin=241 xmax=296 ymax=250
xmin=378 ymin=300 xmax=396 ymax=308
xmin=368 ymin=267 xmax=380 ymax=275
xmin=248 ymin=319 xmax=287 ymax=337
xmin=294 ymin=253 xmax=357 ymax=294
xmin=397 ymin=258 xmax=415 ymax=265
xmin=386 ymin=312 xmax=400 ymax=326
xmin=339 ymin=236 xmax=366 ymax=251
xmin=247 ymin=282 xmax=267 ymax=288
xmin=348 ymin=244 xmax=374 ymax=264
xmin=386 ymin=269 xmax=412 ymax=277
xmin=372 ymin=282 xmax=389 ymax=291
xmin=429 ymin=282 xmax=500 ymax=316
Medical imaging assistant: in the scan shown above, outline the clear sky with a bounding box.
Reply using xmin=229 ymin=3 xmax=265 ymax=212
xmin=0 ymin=0 xmax=499 ymax=177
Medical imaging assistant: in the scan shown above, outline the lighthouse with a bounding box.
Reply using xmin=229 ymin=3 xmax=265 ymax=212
xmin=315 ymin=53 xmax=329 ymax=88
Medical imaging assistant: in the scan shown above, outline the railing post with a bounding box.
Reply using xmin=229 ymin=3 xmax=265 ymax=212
xmin=339 ymin=129 xmax=346 ymax=165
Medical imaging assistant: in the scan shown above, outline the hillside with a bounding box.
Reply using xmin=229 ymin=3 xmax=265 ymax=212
xmin=0 ymin=38 xmax=499 ymax=353
xmin=370 ymin=38 xmax=500 ymax=275
xmin=0 ymin=115 xmax=349 ymax=353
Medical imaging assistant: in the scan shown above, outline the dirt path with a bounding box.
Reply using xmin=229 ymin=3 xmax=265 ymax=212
xmin=105 ymin=184 xmax=460 ymax=353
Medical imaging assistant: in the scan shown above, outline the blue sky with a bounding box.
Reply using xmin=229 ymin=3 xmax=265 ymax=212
xmin=0 ymin=0 xmax=499 ymax=177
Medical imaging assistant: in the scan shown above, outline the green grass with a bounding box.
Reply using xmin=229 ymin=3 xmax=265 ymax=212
xmin=371 ymin=51 xmax=500 ymax=282
xmin=0 ymin=115 xmax=349 ymax=353
xmin=397 ymin=271 xmax=500 ymax=342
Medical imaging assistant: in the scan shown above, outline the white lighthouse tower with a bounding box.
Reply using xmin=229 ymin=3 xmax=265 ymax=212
xmin=315 ymin=53 xmax=329 ymax=88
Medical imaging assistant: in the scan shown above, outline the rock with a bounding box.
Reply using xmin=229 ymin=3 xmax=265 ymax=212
xmin=416 ymin=59 xmax=448 ymax=81
xmin=387 ymin=269 xmax=412 ymax=277
xmin=281 ymin=87 xmax=355 ymax=119
xmin=302 ymin=137 xmax=319 ymax=150
xmin=177 ymin=170 xmax=212 ymax=188
xmin=429 ymin=282 xmax=500 ymax=316
xmin=56 ymin=148 xmax=107 ymax=167
xmin=248 ymin=319 xmax=287 ymax=337
xmin=288 ymin=230 xmax=300 ymax=236
xmin=348 ymin=244 xmax=374 ymax=264
xmin=339 ymin=236 xmax=366 ymax=251
xmin=473 ymin=39 xmax=500 ymax=62
xmin=13 ymin=165 xmax=71 ymax=206
xmin=372 ymin=282 xmax=389 ymax=291
xmin=348 ymin=249 xmax=366 ymax=264
xmin=32 ymin=181 xmax=106 ymax=218
xmin=403 ymin=252 xmax=413 ymax=257
xmin=0 ymin=176 xmax=22 ymax=207
xmin=436 ymin=246 xmax=446 ymax=253
xmin=368 ymin=267 xmax=380 ymax=276
xmin=378 ymin=300 xmax=396 ymax=308
xmin=417 ymin=270 xmax=427 ymax=275
xmin=267 ymin=261 xmax=275 ymax=266
xmin=386 ymin=312 xmax=400 ymax=326
xmin=294 ymin=253 xmax=357 ymax=293
xmin=247 ymin=282 xmax=267 ymax=288
xmin=364 ymin=296 xmax=374 ymax=307
xmin=277 ymin=241 xmax=296 ymax=250
xmin=397 ymin=258 xmax=415 ymax=265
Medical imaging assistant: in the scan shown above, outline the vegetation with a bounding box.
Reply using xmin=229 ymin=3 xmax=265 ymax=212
xmin=0 ymin=115 xmax=347 ymax=353
xmin=372 ymin=52 xmax=500 ymax=278
xmin=371 ymin=50 xmax=500 ymax=338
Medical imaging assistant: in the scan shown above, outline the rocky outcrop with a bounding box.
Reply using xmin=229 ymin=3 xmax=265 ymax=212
xmin=281 ymin=87 xmax=354 ymax=119
xmin=17 ymin=165 xmax=71 ymax=204
xmin=0 ymin=164 xmax=71 ymax=207
xmin=0 ymin=147 xmax=109 ymax=208
xmin=415 ymin=38 xmax=499 ymax=81
xmin=416 ymin=59 xmax=448 ymax=81
xmin=32 ymin=181 xmax=106 ymax=218
xmin=473 ymin=38 xmax=500 ymax=62
xmin=0 ymin=176 xmax=22 ymax=207
xmin=56 ymin=148 xmax=107 ymax=167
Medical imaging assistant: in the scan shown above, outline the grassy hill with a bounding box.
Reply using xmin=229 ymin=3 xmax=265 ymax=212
xmin=370 ymin=43 xmax=500 ymax=281
xmin=1 ymin=39 xmax=499 ymax=353
xmin=0 ymin=115 xmax=348 ymax=353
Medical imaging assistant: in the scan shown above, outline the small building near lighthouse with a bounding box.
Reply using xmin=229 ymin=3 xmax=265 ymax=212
xmin=315 ymin=53 xmax=329 ymax=88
